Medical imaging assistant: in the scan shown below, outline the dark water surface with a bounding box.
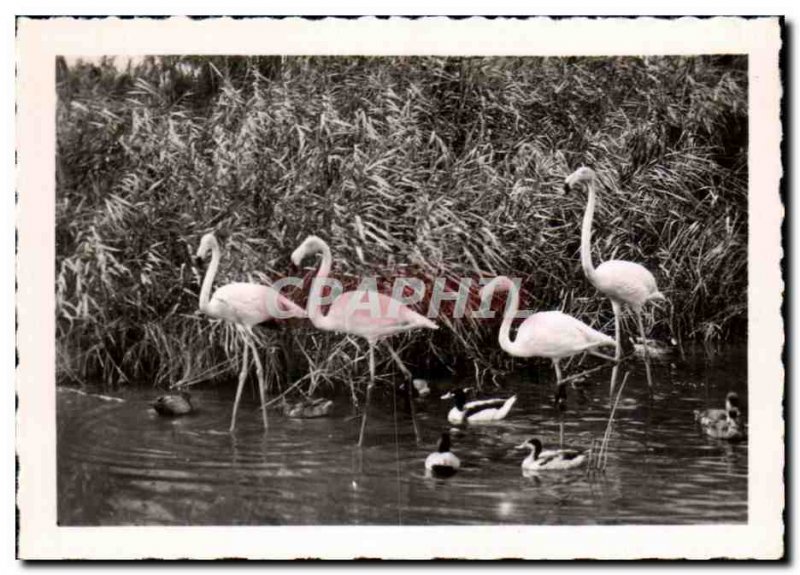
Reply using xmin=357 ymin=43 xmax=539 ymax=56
xmin=57 ymin=346 xmax=747 ymax=525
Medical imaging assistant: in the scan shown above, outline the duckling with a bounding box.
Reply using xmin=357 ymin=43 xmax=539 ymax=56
xmin=425 ymin=432 xmax=460 ymax=477
xmin=152 ymin=390 xmax=193 ymax=416
xmin=283 ymin=397 xmax=334 ymax=419
xmin=516 ymin=437 xmax=587 ymax=472
xmin=695 ymin=393 xmax=746 ymax=441
xmin=441 ymin=387 xmax=517 ymax=425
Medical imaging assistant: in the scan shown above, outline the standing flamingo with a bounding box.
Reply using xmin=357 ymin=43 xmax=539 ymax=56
xmin=291 ymin=235 xmax=438 ymax=446
xmin=563 ymin=167 xmax=665 ymax=394
xmin=479 ymin=276 xmax=616 ymax=445
xmin=195 ymin=232 xmax=307 ymax=432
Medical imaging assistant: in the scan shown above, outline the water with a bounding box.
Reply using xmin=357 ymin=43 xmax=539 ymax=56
xmin=57 ymin=346 xmax=747 ymax=525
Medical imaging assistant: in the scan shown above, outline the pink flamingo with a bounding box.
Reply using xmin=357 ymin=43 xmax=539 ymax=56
xmin=195 ymin=232 xmax=307 ymax=432
xmin=291 ymin=235 xmax=438 ymax=446
xmin=563 ymin=167 xmax=665 ymax=394
xmin=480 ymin=276 xmax=616 ymax=445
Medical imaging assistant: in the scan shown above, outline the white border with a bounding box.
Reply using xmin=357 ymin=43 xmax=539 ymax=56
xmin=16 ymin=16 xmax=783 ymax=559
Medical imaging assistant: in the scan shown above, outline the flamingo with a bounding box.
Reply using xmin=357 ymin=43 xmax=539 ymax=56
xmin=479 ymin=276 xmax=616 ymax=445
xmin=195 ymin=232 xmax=307 ymax=432
xmin=563 ymin=166 xmax=665 ymax=394
xmin=291 ymin=235 xmax=438 ymax=446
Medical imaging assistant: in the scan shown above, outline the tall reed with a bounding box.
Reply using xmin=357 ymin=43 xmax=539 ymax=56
xmin=56 ymin=55 xmax=748 ymax=394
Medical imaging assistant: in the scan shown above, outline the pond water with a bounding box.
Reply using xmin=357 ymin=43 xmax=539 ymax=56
xmin=57 ymin=346 xmax=747 ymax=525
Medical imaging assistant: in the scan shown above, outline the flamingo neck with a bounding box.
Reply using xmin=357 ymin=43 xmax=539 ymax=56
xmin=198 ymin=239 xmax=220 ymax=313
xmin=307 ymin=241 xmax=333 ymax=330
xmin=581 ymin=180 xmax=598 ymax=284
xmin=497 ymin=283 xmax=522 ymax=356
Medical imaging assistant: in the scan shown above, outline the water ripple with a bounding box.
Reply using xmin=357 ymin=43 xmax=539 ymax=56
xmin=57 ymin=350 xmax=748 ymax=525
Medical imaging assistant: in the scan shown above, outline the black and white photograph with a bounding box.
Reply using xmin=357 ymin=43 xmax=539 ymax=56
xmin=15 ymin=16 xmax=783 ymax=559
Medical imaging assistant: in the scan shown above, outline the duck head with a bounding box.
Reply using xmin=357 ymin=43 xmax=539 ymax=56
xmin=725 ymin=392 xmax=741 ymax=411
xmin=516 ymin=437 xmax=543 ymax=459
xmin=437 ymin=432 xmax=452 ymax=453
xmin=441 ymin=388 xmax=468 ymax=411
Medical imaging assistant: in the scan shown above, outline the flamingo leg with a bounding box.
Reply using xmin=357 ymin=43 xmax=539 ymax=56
xmin=230 ymin=340 xmax=250 ymax=433
xmin=247 ymin=334 xmax=268 ymax=431
xmin=636 ymin=311 xmax=654 ymax=390
xmin=609 ymin=300 xmax=623 ymax=398
xmin=358 ymin=343 xmax=375 ymax=447
xmin=385 ymin=342 xmax=420 ymax=444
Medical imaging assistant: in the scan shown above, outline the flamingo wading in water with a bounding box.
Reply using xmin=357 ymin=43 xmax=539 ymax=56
xmin=291 ymin=235 xmax=438 ymax=447
xmin=195 ymin=232 xmax=307 ymax=432
xmin=563 ymin=167 xmax=665 ymax=394
xmin=480 ymin=276 xmax=616 ymax=445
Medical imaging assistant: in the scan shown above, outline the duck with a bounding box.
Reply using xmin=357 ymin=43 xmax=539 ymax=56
xmin=694 ymin=392 xmax=742 ymax=425
xmin=441 ymin=387 xmax=517 ymax=425
xmin=152 ymin=390 xmax=193 ymax=416
xmin=282 ymin=397 xmax=334 ymax=419
xmin=516 ymin=437 xmax=588 ymax=472
xmin=425 ymin=432 xmax=460 ymax=477
xmin=694 ymin=392 xmax=745 ymax=441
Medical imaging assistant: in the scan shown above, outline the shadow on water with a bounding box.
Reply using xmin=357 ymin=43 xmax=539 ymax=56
xmin=57 ymin=345 xmax=747 ymax=525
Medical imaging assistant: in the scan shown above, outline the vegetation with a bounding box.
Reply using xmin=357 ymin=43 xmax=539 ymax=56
xmin=56 ymin=55 xmax=748 ymax=395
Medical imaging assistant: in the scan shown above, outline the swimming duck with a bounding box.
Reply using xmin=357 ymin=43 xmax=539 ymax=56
xmin=425 ymin=432 xmax=460 ymax=477
xmin=694 ymin=392 xmax=742 ymax=425
xmin=283 ymin=397 xmax=334 ymax=419
xmin=694 ymin=392 xmax=745 ymax=441
xmin=441 ymin=388 xmax=517 ymax=425
xmin=152 ymin=391 xmax=193 ymax=416
xmin=516 ymin=437 xmax=587 ymax=472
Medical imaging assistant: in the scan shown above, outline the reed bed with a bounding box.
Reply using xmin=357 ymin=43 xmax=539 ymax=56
xmin=56 ymin=55 xmax=747 ymax=395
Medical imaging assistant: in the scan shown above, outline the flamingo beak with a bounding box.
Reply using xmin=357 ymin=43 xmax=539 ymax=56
xmin=192 ymin=255 xmax=207 ymax=275
xmin=440 ymin=391 xmax=453 ymax=400
xmin=562 ymin=182 xmax=571 ymax=194
xmin=514 ymin=442 xmax=530 ymax=450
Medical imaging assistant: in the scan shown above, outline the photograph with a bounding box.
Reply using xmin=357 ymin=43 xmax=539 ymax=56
xmin=16 ymin=16 xmax=783 ymax=559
